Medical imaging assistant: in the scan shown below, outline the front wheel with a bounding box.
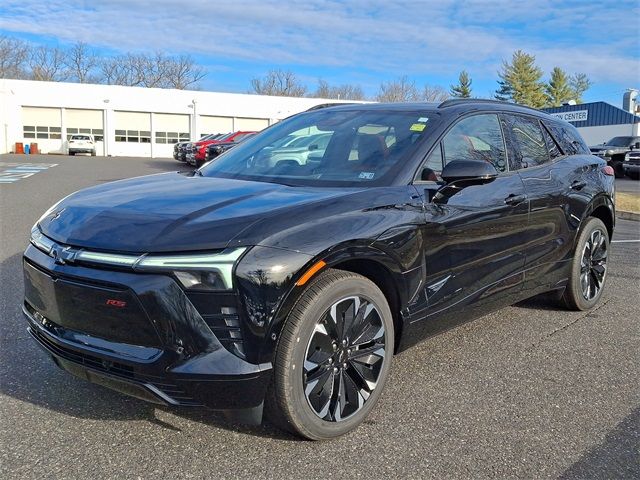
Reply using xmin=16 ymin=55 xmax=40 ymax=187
xmin=91 ymin=150 xmax=96 ymax=156
xmin=609 ymin=160 xmax=625 ymax=178
xmin=266 ymin=269 xmax=394 ymax=440
xmin=562 ymin=217 xmax=609 ymax=310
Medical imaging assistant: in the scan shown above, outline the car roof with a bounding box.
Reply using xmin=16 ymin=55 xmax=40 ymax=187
xmin=309 ymin=99 xmax=552 ymax=119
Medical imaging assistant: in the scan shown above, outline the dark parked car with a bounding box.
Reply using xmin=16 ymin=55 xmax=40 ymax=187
xmin=589 ymin=136 xmax=640 ymax=178
xmin=186 ymin=131 xmax=257 ymax=167
xmin=23 ymin=100 xmax=615 ymax=440
xmin=203 ymin=133 xmax=257 ymax=164
xmin=174 ymin=134 xmax=223 ymax=162
xmin=623 ymin=150 xmax=640 ymax=179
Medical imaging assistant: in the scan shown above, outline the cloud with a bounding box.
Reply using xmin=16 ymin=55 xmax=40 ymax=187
xmin=0 ymin=0 xmax=638 ymax=88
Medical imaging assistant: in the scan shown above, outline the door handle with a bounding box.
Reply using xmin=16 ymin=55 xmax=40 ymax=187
xmin=570 ymin=180 xmax=587 ymax=190
xmin=504 ymin=193 xmax=526 ymax=206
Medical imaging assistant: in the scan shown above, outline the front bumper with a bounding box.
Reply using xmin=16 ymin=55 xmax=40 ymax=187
xmin=69 ymin=148 xmax=94 ymax=153
xmin=22 ymin=245 xmax=272 ymax=412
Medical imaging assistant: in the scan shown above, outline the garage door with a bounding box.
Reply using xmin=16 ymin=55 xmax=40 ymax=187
xmin=153 ymin=113 xmax=190 ymax=158
xmin=200 ymin=116 xmax=233 ymax=138
xmin=234 ymin=117 xmax=269 ymax=131
xmin=114 ymin=111 xmax=151 ymax=157
xmin=21 ymin=107 xmax=63 ymax=154
xmin=65 ymin=109 xmax=104 ymax=155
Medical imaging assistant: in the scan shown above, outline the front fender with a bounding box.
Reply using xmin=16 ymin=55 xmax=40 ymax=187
xmin=235 ymin=238 xmax=420 ymax=365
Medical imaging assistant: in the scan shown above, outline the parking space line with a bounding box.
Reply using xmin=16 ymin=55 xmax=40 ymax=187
xmin=611 ymin=240 xmax=640 ymax=243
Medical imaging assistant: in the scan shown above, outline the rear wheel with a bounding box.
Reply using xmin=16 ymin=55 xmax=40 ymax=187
xmin=266 ymin=269 xmax=394 ymax=440
xmin=91 ymin=150 xmax=96 ymax=156
xmin=562 ymin=217 xmax=609 ymax=310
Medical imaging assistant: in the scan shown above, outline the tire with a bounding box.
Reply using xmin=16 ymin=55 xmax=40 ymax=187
xmin=91 ymin=150 xmax=96 ymax=156
xmin=266 ymin=268 xmax=394 ymax=440
xmin=562 ymin=217 xmax=609 ymax=311
xmin=69 ymin=152 xmax=75 ymax=156
xmin=610 ymin=160 xmax=625 ymax=178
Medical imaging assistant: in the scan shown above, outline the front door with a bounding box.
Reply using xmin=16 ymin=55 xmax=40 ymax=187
xmin=412 ymin=113 xmax=529 ymax=336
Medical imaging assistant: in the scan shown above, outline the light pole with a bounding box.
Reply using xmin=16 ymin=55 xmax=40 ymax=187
xmin=188 ymin=99 xmax=197 ymax=140
xmin=103 ymin=99 xmax=110 ymax=156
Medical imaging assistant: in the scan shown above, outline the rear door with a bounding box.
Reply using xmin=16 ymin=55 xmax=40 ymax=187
xmin=502 ymin=114 xmax=580 ymax=295
xmin=415 ymin=113 xmax=529 ymax=332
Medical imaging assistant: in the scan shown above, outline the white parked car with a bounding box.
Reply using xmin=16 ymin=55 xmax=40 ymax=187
xmin=68 ymin=134 xmax=96 ymax=156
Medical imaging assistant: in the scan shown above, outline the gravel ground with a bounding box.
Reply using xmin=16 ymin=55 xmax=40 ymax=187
xmin=1 ymin=154 xmax=638 ymax=479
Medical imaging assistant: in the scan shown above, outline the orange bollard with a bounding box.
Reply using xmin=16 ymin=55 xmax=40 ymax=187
xmin=15 ymin=142 xmax=24 ymax=154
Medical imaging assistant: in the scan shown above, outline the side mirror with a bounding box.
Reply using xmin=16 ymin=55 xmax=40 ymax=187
xmin=441 ymin=160 xmax=498 ymax=185
xmin=634 ymin=142 xmax=640 ymax=149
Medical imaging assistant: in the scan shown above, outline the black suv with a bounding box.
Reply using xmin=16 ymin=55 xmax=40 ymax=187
xmin=23 ymin=100 xmax=614 ymax=440
xmin=589 ymin=136 xmax=640 ymax=178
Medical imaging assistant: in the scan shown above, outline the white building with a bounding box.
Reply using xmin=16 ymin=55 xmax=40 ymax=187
xmin=0 ymin=79 xmax=349 ymax=158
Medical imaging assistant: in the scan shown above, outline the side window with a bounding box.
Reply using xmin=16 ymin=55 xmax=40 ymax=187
xmin=542 ymin=120 xmax=589 ymax=155
xmin=540 ymin=122 xmax=563 ymax=161
xmin=442 ymin=114 xmax=507 ymax=172
xmin=419 ymin=144 xmax=443 ymax=181
xmin=505 ymin=115 xmax=549 ymax=167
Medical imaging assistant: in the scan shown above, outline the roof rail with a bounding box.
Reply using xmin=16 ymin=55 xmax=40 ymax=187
xmin=437 ymin=98 xmax=540 ymax=112
xmin=306 ymin=102 xmax=355 ymax=111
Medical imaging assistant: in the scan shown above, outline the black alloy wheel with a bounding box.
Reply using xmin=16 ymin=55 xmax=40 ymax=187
xmin=562 ymin=217 xmax=609 ymax=310
xmin=266 ymin=269 xmax=394 ymax=440
xmin=303 ymin=295 xmax=386 ymax=421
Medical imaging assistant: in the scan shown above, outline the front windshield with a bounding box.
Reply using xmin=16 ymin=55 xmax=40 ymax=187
xmin=199 ymin=109 xmax=435 ymax=186
xmin=606 ymin=136 xmax=633 ymax=146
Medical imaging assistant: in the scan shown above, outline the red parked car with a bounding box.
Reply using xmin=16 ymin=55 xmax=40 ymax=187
xmin=187 ymin=131 xmax=257 ymax=167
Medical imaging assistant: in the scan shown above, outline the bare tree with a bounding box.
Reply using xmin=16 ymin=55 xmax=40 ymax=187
xmin=375 ymin=76 xmax=421 ymax=102
xmin=161 ymin=54 xmax=206 ymax=89
xmin=29 ymin=45 xmax=69 ymax=81
xmin=64 ymin=42 xmax=98 ymax=83
xmin=422 ymin=84 xmax=449 ymax=102
xmin=250 ymin=69 xmax=307 ymax=97
xmin=312 ymin=79 xmax=366 ymax=100
xmin=99 ymin=52 xmax=205 ymax=89
xmin=0 ymin=35 xmax=31 ymax=79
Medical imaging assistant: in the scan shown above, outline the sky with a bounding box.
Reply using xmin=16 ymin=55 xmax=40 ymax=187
xmin=1 ymin=0 xmax=638 ymax=106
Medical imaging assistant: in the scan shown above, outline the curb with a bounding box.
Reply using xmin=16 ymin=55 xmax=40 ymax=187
xmin=616 ymin=210 xmax=640 ymax=221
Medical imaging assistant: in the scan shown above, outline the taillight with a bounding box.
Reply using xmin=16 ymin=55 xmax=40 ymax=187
xmin=601 ymin=165 xmax=615 ymax=176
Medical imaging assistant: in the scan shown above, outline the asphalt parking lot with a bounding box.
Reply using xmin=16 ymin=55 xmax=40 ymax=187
xmin=1 ymin=154 xmax=638 ymax=479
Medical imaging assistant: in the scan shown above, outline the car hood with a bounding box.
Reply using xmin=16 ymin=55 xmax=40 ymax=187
xmin=38 ymin=173 xmax=363 ymax=253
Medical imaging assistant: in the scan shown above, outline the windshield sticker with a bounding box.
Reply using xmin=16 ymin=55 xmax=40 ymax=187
xmin=418 ymin=117 xmax=429 ymax=123
xmin=358 ymin=172 xmax=375 ymax=179
xmin=410 ymin=123 xmax=426 ymax=132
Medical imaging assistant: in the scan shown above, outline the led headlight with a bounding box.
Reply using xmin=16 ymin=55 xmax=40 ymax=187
xmin=135 ymin=248 xmax=246 ymax=290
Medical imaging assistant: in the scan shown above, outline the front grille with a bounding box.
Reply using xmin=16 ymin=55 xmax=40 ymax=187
xmin=29 ymin=325 xmax=201 ymax=406
xmin=30 ymin=326 xmax=135 ymax=379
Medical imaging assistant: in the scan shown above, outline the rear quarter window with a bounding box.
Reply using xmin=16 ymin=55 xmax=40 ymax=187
xmin=543 ymin=120 xmax=589 ymax=155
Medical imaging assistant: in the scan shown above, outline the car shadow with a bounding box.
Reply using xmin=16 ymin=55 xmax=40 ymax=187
xmin=514 ymin=292 xmax=567 ymax=312
xmin=0 ymin=251 xmax=295 ymax=441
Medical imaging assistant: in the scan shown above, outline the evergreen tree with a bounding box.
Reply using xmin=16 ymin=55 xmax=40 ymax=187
xmin=545 ymin=67 xmax=574 ymax=106
xmin=495 ymin=50 xmax=546 ymax=108
xmin=450 ymin=70 xmax=472 ymax=98
xmin=570 ymin=73 xmax=592 ymax=104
